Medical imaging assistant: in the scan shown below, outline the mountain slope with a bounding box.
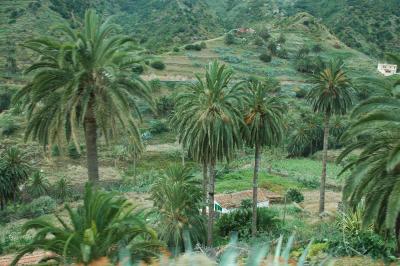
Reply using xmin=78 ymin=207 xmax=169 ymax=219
xmin=293 ymin=0 xmax=400 ymax=56
xmin=146 ymin=12 xmax=378 ymax=93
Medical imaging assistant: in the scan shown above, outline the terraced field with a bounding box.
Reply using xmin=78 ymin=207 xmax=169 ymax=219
xmin=146 ymin=13 xmax=379 ymax=97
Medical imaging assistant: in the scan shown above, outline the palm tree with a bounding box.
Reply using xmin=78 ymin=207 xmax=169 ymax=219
xmin=242 ymin=79 xmax=285 ymax=237
xmin=306 ymin=59 xmax=354 ymax=214
xmin=150 ymin=165 xmax=205 ymax=253
xmin=12 ymin=185 xmax=161 ymax=265
xmin=14 ymin=9 xmax=153 ymax=182
xmin=338 ymin=67 xmax=400 ymax=253
xmin=171 ymin=61 xmax=246 ymax=246
xmin=0 ymin=147 xmax=32 ymax=210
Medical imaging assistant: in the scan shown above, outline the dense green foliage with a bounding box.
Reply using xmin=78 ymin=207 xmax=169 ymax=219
xmin=338 ymin=58 xmax=400 ymax=252
xmin=150 ymin=165 xmax=205 ymax=253
xmin=0 ymin=147 xmax=31 ymax=210
xmin=11 ymin=185 xmax=161 ymax=265
xmin=217 ymin=207 xmax=279 ymax=239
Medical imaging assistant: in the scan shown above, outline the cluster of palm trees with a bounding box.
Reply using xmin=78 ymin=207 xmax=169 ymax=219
xmin=13 ymin=8 xmax=400 ymax=255
xmin=170 ymin=57 xmax=356 ymax=245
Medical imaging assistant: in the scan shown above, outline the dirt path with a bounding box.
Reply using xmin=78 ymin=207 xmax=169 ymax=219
xmin=301 ymin=190 xmax=341 ymax=216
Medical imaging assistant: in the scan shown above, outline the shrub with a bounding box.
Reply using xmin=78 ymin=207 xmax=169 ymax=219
xmin=268 ymin=41 xmax=277 ymax=55
xmin=277 ymin=34 xmax=286 ymax=44
xmin=286 ymin=188 xmax=304 ymax=203
xmin=156 ymin=96 xmax=174 ymax=115
xmin=224 ymin=33 xmax=235 ymax=45
xmin=0 ymin=114 xmax=19 ymax=136
xmin=221 ymin=55 xmax=241 ymax=64
xmin=26 ymin=171 xmax=49 ymax=199
xmin=149 ymin=79 xmax=162 ymax=92
xmin=149 ymin=120 xmax=169 ymax=134
xmin=67 ymin=143 xmax=80 ymax=159
xmin=259 ymin=53 xmax=272 ymax=63
xmin=258 ymin=28 xmax=270 ymax=41
xmin=18 ymin=196 xmax=57 ymax=218
xmin=294 ymin=87 xmax=308 ymax=98
xmin=253 ymin=36 xmax=264 ymax=46
xmin=276 ymin=48 xmax=289 ymax=59
xmin=216 ymin=206 xmax=279 ymax=239
xmin=173 ymin=47 xmax=180 ymax=52
xmin=200 ymin=41 xmax=207 ymax=49
xmin=185 ymin=44 xmax=202 ymax=51
xmin=0 ymin=92 xmax=12 ymax=112
xmin=296 ymin=45 xmax=310 ymax=58
xmin=52 ymin=177 xmax=72 ymax=201
xmin=307 ymin=242 xmax=329 ymax=259
xmin=150 ymin=60 xmax=166 ymax=70
xmin=312 ymin=44 xmax=323 ymax=53
xmin=51 ymin=145 xmax=60 ymax=156
xmin=295 ymin=56 xmax=325 ymax=74
xmin=131 ymin=63 xmax=144 ymax=74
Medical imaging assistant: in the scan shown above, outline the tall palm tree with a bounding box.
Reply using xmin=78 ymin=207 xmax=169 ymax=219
xmin=242 ymin=79 xmax=285 ymax=237
xmin=171 ymin=61 xmax=246 ymax=246
xmin=338 ymin=65 xmax=400 ymax=253
xmin=12 ymin=185 xmax=161 ymax=265
xmin=306 ymin=59 xmax=354 ymax=214
xmin=150 ymin=165 xmax=205 ymax=254
xmin=14 ymin=9 xmax=153 ymax=182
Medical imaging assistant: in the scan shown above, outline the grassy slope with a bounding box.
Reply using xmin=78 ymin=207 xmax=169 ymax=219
xmin=0 ymin=0 xmax=64 ymax=76
xmin=146 ymin=13 xmax=379 ymax=93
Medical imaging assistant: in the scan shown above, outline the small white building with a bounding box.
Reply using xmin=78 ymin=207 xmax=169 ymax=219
xmin=377 ymin=63 xmax=397 ymax=76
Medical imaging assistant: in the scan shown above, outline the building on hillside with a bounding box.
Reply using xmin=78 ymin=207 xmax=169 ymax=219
xmin=234 ymin=28 xmax=256 ymax=35
xmin=214 ymin=189 xmax=283 ymax=214
xmin=377 ymin=63 xmax=397 ymax=76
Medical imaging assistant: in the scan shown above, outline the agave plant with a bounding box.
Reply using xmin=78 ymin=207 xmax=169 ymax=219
xmin=11 ymin=185 xmax=161 ymax=265
xmin=133 ymin=234 xmax=319 ymax=266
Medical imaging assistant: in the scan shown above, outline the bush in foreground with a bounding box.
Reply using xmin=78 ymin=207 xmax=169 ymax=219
xmin=11 ymin=185 xmax=161 ymax=265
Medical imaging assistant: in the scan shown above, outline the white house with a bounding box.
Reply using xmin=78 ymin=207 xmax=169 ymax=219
xmin=213 ymin=189 xmax=283 ymax=214
xmin=377 ymin=63 xmax=397 ymax=76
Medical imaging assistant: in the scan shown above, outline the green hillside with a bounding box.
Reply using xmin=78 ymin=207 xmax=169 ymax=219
xmin=293 ymin=0 xmax=400 ymax=56
xmin=146 ymin=12 xmax=378 ymax=91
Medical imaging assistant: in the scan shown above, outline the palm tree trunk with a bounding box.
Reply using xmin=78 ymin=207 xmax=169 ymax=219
xmin=207 ymin=160 xmax=216 ymax=247
xmin=84 ymin=100 xmax=99 ymax=182
xmin=396 ymin=214 xmax=400 ymax=256
xmin=202 ymin=162 xmax=208 ymax=216
xmin=319 ymin=113 xmax=330 ymax=214
xmin=181 ymin=145 xmax=185 ymax=166
xmin=252 ymin=143 xmax=261 ymax=237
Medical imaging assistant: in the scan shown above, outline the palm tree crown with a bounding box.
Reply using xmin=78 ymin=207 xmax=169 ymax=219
xmin=307 ymin=59 xmax=354 ymax=116
xmin=171 ymin=61 xmax=246 ymax=165
xmin=14 ymin=9 xmax=153 ymax=181
xmin=243 ymin=79 xmax=285 ymax=148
